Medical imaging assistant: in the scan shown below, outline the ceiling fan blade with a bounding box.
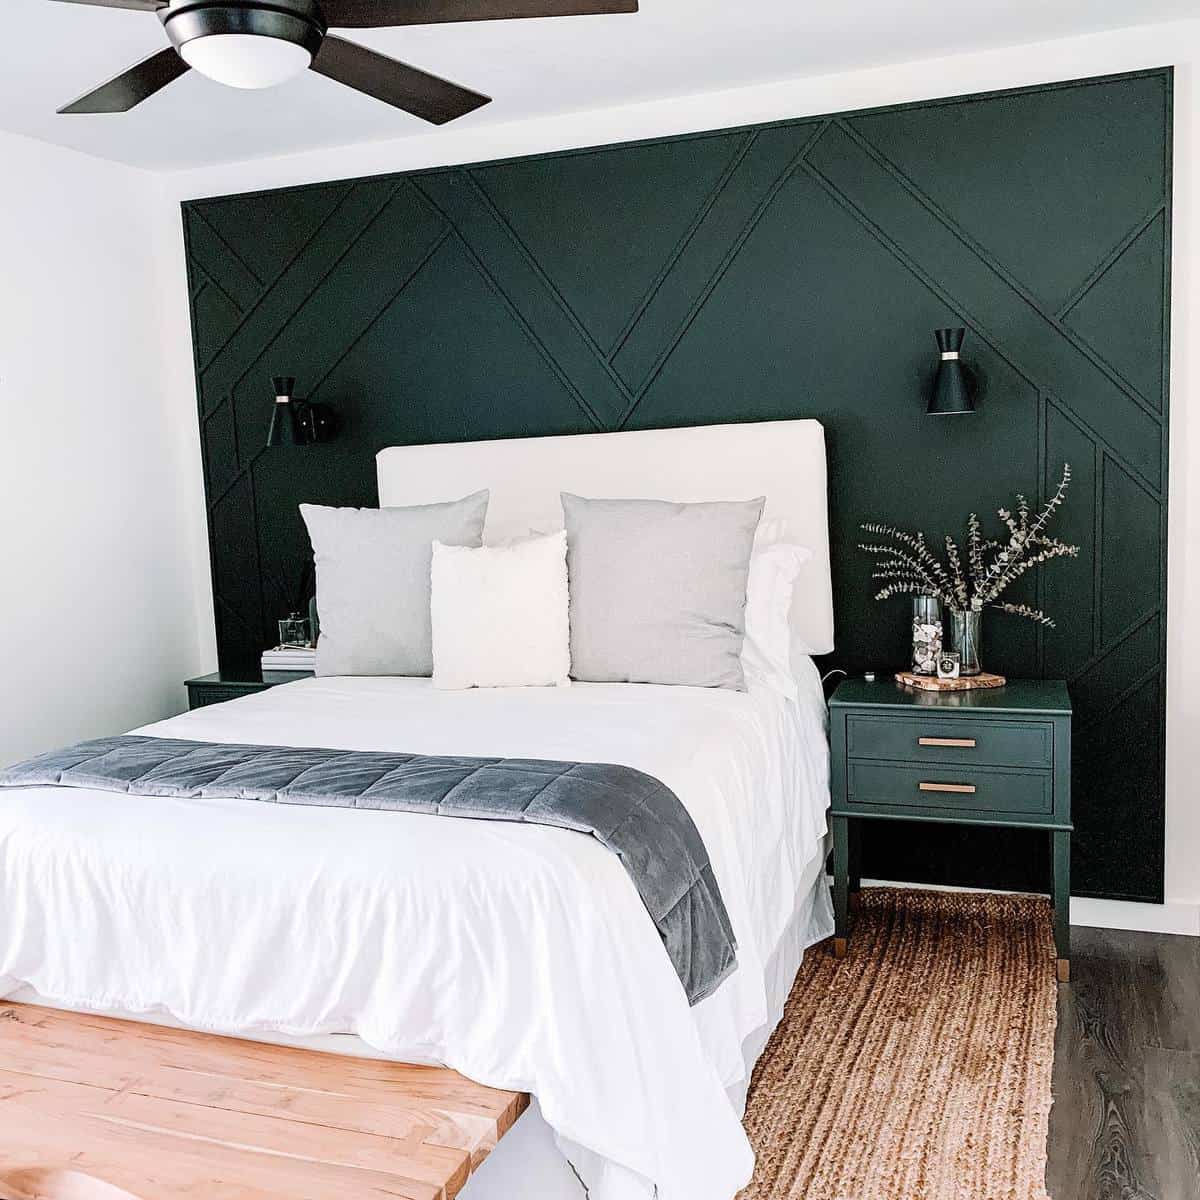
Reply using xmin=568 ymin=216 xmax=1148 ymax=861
xmin=48 ymin=0 xmax=165 ymax=11
xmin=311 ymin=36 xmax=490 ymax=124
xmin=58 ymin=47 xmax=189 ymax=114
xmin=322 ymin=0 xmax=637 ymax=29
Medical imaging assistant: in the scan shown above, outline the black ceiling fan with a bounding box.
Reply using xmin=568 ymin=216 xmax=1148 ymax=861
xmin=51 ymin=0 xmax=639 ymax=125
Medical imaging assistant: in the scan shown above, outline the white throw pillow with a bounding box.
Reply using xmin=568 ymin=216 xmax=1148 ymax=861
xmin=431 ymin=531 xmax=571 ymax=690
xmin=741 ymin=539 xmax=813 ymax=699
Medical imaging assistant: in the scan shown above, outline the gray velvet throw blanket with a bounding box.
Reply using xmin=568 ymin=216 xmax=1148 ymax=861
xmin=0 ymin=735 xmax=737 ymax=1005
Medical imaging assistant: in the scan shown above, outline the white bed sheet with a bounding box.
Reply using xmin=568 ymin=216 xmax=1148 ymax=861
xmin=0 ymin=670 xmax=832 ymax=1200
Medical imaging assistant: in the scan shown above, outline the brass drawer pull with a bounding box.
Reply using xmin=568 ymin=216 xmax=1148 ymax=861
xmin=918 ymin=736 xmax=977 ymax=748
xmin=919 ymin=781 xmax=977 ymax=795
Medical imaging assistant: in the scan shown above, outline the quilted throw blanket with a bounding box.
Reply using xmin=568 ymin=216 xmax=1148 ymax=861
xmin=0 ymin=735 xmax=737 ymax=1005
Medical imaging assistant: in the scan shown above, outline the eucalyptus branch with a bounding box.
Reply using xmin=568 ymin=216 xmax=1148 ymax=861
xmin=858 ymin=537 xmax=947 ymax=601
xmin=971 ymin=464 xmax=1073 ymax=604
xmin=978 ymin=540 xmax=1079 ymax=602
xmin=967 ymin=512 xmax=985 ymax=598
xmin=872 ymin=569 xmax=928 ymax=582
xmin=912 ymin=532 xmax=953 ymax=587
xmin=991 ymin=601 xmax=1055 ymax=627
xmin=944 ymin=536 xmax=970 ymax=608
xmin=861 ymin=524 xmax=953 ymax=590
xmin=1030 ymin=534 xmax=1074 ymax=553
xmin=874 ymin=581 xmax=941 ymax=602
xmin=857 ymin=462 xmax=1079 ymax=628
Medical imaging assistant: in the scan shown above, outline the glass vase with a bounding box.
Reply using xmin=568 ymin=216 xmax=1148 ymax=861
xmin=911 ymin=596 xmax=943 ymax=676
xmin=948 ymin=608 xmax=983 ymax=676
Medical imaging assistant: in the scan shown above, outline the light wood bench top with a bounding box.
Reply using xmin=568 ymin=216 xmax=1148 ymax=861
xmin=0 ymin=1003 xmax=528 ymax=1200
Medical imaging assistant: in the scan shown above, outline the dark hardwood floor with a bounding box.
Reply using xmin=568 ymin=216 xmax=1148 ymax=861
xmin=1049 ymin=926 xmax=1200 ymax=1200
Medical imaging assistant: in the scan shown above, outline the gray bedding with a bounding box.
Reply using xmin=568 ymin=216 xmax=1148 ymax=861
xmin=0 ymin=735 xmax=737 ymax=1005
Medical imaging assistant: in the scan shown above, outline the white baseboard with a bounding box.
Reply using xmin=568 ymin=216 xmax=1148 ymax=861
xmin=852 ymin=877 xmax=1200 ymax=937
xmin=1069 ymin=897 xmax=1200 ymax=937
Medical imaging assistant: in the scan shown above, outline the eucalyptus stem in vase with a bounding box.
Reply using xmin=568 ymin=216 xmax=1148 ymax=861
xmin=858 ymin=465 xmax=1080 ymax=675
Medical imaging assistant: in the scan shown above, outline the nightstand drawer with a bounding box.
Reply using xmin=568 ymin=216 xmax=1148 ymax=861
xmin=847 ymin=761 xmax=1052 ymax=816
xmin=845 ymin=714 xmax=1052 ymax=769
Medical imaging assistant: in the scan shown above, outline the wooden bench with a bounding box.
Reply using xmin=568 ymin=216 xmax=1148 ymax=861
xmin=0 ymin=1003 xmax=528 ymax=1200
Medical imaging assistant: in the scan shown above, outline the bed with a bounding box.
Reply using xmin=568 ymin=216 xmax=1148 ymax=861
xmin=0 ymin=419 xmax=835 ymax=1200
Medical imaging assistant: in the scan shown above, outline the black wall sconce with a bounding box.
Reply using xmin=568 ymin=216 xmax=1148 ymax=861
xmin=927 ymin=327 xmax=976 ymax=416
xmin=265 ymin=376 xmax=338 ymax=447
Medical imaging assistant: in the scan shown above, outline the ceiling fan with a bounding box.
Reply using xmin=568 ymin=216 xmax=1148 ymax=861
xmin=51 ymin=0 xmax=639 ymax=125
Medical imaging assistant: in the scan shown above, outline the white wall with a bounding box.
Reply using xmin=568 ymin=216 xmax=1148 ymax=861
xmin=153 ymin=17 xmax=1200 ymax=929
xmin=0 ymin=131 xmax=211 ymax=766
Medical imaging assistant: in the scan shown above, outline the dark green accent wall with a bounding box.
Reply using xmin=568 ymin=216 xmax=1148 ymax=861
xmin=183 ymin=68 xmax=1172 ymax=904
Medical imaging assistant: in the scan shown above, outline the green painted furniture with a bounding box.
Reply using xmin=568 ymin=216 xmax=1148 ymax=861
xmin=185 ymin=670 xmax=307 ymax=711
xmin=830 ymin=677 xmax=1072 ymax=981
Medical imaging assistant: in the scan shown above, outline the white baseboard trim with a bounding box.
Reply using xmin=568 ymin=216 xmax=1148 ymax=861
xmin=1069 ymin=897 xmax=1200 ymax=937
xmin=852 ymin=877 xmax=1200 ymax=937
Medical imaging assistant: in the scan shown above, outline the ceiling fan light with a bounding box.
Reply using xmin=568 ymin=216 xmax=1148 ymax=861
xmin=180 ymin=34 xmax=313 ymax=89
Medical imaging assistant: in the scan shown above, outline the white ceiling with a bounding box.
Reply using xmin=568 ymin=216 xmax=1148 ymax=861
xmin=2 ymin=0 xmax=1195 ymax=171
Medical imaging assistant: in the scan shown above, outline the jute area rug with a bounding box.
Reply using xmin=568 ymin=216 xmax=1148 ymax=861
xmin=741 ymin=888 xmax=1056 ymax=1200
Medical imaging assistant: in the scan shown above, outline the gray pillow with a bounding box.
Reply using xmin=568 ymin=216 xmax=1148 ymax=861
xmin=561 ymin=493 xmax=764 ymax=690
xmin=301 ymin=492 xmax=488 ymax=677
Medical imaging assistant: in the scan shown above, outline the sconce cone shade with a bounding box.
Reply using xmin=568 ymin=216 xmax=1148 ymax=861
xmin=267 ymin=376 xmax=303 ymax=447
xmin=928 ymin=327 xmax=975 ymax=415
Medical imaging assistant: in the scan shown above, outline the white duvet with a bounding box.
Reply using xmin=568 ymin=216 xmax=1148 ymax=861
xmin=0 ymin=670 xmax=831 ymax=1200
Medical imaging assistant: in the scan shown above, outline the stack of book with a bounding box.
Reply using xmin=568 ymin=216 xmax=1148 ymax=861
xmin=261 ymin=645 xmax=316 ymax=674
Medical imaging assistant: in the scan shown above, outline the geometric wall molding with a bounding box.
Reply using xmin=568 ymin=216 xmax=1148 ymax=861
xmin=183 ymin=67 xmax=1172 ymax=902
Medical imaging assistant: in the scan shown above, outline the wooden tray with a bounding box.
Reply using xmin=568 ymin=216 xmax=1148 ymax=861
xmin=895 ymin=670 xmax=1007 ymax=692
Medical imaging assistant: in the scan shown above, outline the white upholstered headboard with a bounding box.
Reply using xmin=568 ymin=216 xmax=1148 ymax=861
xmin=377 ymin=419 xmax=835 ymax=655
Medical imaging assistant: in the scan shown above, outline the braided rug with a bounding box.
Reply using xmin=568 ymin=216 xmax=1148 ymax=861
xmin=741 ymin=888 xmax=1056 ymax=1200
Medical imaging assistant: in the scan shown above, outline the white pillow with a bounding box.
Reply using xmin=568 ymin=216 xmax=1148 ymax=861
xmin=741 ymin=539 xmax=812 ymax=699
xmin=431 ymin=531 xmax=571 ymax=690
xmin=754 ymin=517 xmax=792 ymax=547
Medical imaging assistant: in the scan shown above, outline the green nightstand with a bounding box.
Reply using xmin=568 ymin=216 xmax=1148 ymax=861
xmin=185 ymin=670 xmax=309 ymax=711
xmin=829 ymin=677 xmax=1073 ymax=982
